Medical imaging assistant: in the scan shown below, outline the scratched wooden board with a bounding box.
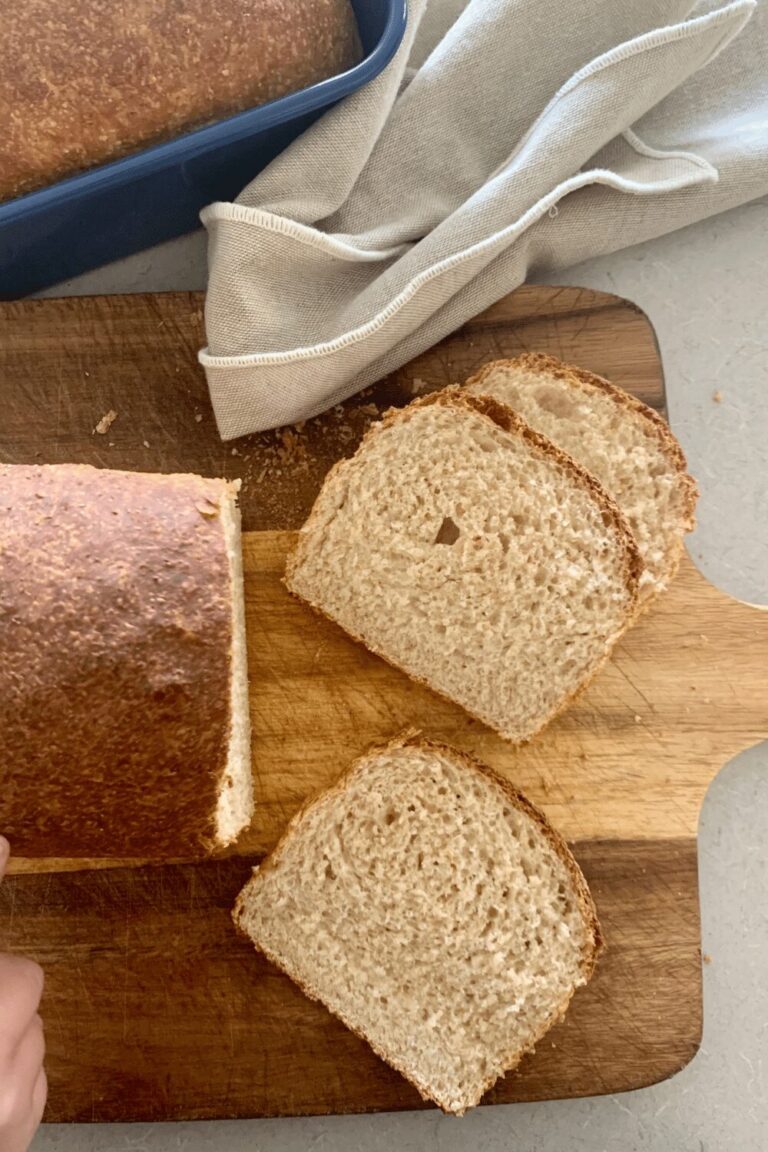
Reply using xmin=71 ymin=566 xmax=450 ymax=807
xmin=0 ymin=286 xmax=663 ymax=532
xmin=1 ymin=287 xmax=766 ymax=1122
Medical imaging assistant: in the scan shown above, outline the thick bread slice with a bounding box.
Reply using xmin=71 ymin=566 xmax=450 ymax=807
xmin=234 ymin=732 xmax=603 ymax=1115
xmin=286 ymin=389 xmax=642 ymax=743
xmin=0 ymin=463 xmax=253 ymax=858
xmin=465 ymin=354 xmax=698 ymax=599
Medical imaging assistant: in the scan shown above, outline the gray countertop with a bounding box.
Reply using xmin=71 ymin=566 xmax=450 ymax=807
xmin=35 ymin=197 xmax=768 ymax=1152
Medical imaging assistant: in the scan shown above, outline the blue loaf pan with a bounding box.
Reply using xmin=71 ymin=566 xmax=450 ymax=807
xmin=0 ymin=0 xmax=406 ymax=299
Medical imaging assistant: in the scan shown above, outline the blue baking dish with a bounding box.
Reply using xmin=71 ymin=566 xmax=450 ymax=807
xmin=0 ymin=0 xmax=406 ymax=299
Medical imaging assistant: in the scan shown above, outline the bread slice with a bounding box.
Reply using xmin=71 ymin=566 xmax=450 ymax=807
xmin=464 ymin=354 xmax=698 ymax=599
xmin=0 ymin=463 xmax=253 ymax=858
xmin=286 ymin=390 xmax=642 ymax=743
xmin=234 ymin=732 xmax=602 ymax=1114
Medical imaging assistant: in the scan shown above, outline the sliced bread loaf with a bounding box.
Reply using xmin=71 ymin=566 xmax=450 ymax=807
xmin=0 ymin=463 xmax=253 ymax=858
xmin=465 ymin=353 xmax=698 ymax=599
xmin=286 ymin=390 xmax=641 ymax=743
xmin=234 ymin=732 xmax=602 ymax=1114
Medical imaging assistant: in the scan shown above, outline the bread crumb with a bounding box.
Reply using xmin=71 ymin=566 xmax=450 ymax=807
xmin=702 ymin=953 xmax=712 ymax=965
xmin=634 ymin=714 xmax=642 ymax=723
xmin=143 ymin=440 xmax=150 ymax=448
xmin=231 ymin=447 xmax=239 ymax=456
xmin=195 ymin=413 xmax=203 ymax=423
xmin=410 ymin=377 xmax=430 ymax=395
xmin=712 ymin=390 xmax=723 ymax=403
xmin=359 ymin=403 xmax=380 ymax=418
xmin=93 ymin=409 xmax=118 ymax=435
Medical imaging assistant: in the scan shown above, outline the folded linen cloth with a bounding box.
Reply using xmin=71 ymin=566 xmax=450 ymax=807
xmin=200 ymin=0 xmax=767 ymax=439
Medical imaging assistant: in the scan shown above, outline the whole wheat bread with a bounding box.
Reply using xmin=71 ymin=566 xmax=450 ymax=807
xmin=465 ymin=354 xmax=698 ymax=599
xmin=2 ymin=0 xmax=361 ymax=202
xmin=0 ymin=463 xmax=252 ymax=858
xmin=286 ymin=389 xmax=642 ymax=743
xmin=234 ymin=732 xmax=602 ymax=1114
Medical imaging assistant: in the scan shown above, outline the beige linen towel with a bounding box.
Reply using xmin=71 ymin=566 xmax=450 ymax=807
xmin=201 ymin=0 xmax=767 ymax=438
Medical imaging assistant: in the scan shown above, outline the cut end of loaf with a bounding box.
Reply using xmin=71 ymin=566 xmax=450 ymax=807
xmin=464 ymin=354 xmax=698 ymax=600
xmin=287 ymin=391 xmax=641 ymax=744
xmin=234 ymin=733 xmax=601 ymax=1114
xmin=215 ymin=479 xmax=254 ymax=847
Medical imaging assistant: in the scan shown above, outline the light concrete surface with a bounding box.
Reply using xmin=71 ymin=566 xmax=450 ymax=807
xmin=34 ymin=198 xmax=768 ymax=1151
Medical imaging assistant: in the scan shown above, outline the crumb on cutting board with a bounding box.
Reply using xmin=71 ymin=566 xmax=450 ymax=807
xmin=713 ymin=390 xmax=723 ymax=403
xmin=410 ymin=377 xmax=431 ymax=395
xmin=226 ymin=395 xmax=389 ymax=525
xmin=93 ymin=409 xmax=118 ymax=435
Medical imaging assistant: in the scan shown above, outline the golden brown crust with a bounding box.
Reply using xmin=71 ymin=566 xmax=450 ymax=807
xmin=285 ymin=390 xmax=643 ymax=744
xmin=465 ymin=352 xmax=699 ymax=538
xmin=234 ymin=730 xmax=602 ymax=1114
xmin=0 ymin=462 xmax=240 ymax=858
xmin=2 ymin=0 xmax=361 ymax=201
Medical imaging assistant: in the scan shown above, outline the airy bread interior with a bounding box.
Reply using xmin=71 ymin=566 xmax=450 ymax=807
xmin=234 ymin=736 xmax=601 ymax=1114
xmin=216 ymin=481 xmax=254 ymax=845
xmin=465 ymin=355 xmax=697 ymax=598
xmin=286 ymin=393 xmax=640 ymax=743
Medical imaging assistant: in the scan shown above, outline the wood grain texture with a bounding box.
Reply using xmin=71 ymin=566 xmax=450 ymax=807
xmin=1 ymin=286 xmax=761 ymax=1117
xmin=0 ymin=839 xmax=700 ymax=1122
xmin=239 ymin=538 xmax=768 ymax=851
xmin=0 ymin=286 xmax=663 ymax=531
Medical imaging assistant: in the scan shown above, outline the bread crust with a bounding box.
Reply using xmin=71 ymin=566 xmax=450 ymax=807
xmin=0 ymin=462 xmax=240 ymax=858
xmin=1 ymin=0 xmax=361 ymax=201
xmin=234 ymin=730 xmax=603 ymax=1114
xmin=285 ymin=389 xmax=643 ymax=744
xmin=465 ymin=353 xmax=699 ymax=594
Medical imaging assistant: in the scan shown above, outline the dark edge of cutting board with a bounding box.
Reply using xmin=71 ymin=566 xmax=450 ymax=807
xmin=0 ymin=838 xmax=700 ymax=1123
xmin=0 ymin=285 xmax=664 ymax=531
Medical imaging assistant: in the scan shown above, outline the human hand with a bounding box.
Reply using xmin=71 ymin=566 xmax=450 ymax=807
xmin=0 ymin=838 xmax=46 ymax=1152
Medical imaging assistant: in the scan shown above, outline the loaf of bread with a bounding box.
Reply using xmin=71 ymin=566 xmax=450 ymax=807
xmin=0 ymin=463 xmax=252 ymax=858
xmin=0 ymin=0 xmax=362 ymax=202
xmin=465 ymin=354 xmax=698 ymax=601
xmin=234 ymin=732 xmax=602 ymax=1114
xmin=286 ymin=389 xmax=642 ymax=743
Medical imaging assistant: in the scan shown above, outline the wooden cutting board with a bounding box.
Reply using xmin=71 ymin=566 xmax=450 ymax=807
xmin=1 ymin=287 xmax=765 ymax=1123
